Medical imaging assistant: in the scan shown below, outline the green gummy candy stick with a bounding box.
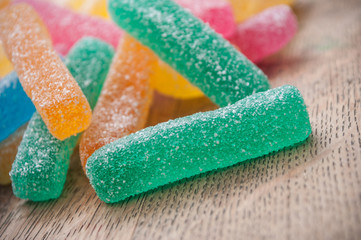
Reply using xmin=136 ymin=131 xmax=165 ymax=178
xmin=10 ymin=38 xmax=114 ymax=201
xmin=86 ymin=85 xmax=312 ymax=203
xmin=108 ymin=0 xmax=270 ymax=107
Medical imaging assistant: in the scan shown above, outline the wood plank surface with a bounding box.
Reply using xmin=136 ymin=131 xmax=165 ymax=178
xmin=1 ymin=0 xmax=361 ymax=239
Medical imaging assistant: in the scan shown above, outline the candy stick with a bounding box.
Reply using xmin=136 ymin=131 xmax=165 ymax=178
xmin=0 ymin=4 xmax=92 ymax=140
xmin=150 ymin=0 xmax=237 ymax=99
xmin=14 ymin=0 xmax=122 ymax=55
xmin=79 ymin=35 xmax=155 ymax=168
xmin=151 ymin=5 xmax=298 ymax=99
xmin=0 ymin=72 xmax=36 ymax=142
xmin=69 ymin=0 xmax=236 ymax=39
xmin=10 ymin=38 xmax=114 ymax=201
xmin=0 ymin=124 xmax=27 ymax=185
xmin=228 ymin=0 xmax=294 ymax=23
xmin=87 ymin=85 xmax=312 ymax=203
xmin=230 ymin=5 xmax=298 ymax=63
xmin=108 ymin=0 xmax=270 ymax=107
xmin=67 ymin=0 xmax=235 ymax=100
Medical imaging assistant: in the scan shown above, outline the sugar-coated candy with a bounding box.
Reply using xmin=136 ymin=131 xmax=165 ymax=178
xmin=67 ymin=0 xmax=236 ymax=39
xmin=150 ymin=0 xmax=237 ymax=99
xmin=0 ymin=124 xmax=27 ymax=185
xmin=68 ymin=0 xmax=236 ymax=100
xmin=230 ymin=5 xmax=298 ymax=63
xmin=86 ymin=85 xmax=312 ymax=203
xmin=0 ymin=72 xmax=35 ymax=143
xmin=10 ymin=38 xmax=114 ymax=201
xmin=108 ymin=0 xmax=270 ymax=107
xmin=228 ymin=0 xmax=294 ymax=23
xmin=14 ymin=0 xmax=122 ymax=55
xmin=79 ymin=35 xmax=155 ymax=168
xmin=0 ymin=4 xmax=93 ymax=140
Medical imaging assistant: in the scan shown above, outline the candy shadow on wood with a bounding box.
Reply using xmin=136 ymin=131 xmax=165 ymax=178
xmin=98 ymin=134 xmax=316 ymax=208
xmin=146 ymin=91 xmax=217 ymax=128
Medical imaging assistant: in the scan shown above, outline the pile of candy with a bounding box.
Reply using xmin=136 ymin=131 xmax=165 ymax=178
xmin=0 ymin=0 xmax=311 ymax=203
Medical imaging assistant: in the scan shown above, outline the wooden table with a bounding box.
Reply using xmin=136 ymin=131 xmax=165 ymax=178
xmin=1 ymin=0 xmax=361 ymax=239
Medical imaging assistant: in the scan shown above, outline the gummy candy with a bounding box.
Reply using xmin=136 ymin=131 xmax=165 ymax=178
xmin=228 ymin=0 xmax=294 ymax=23
xmin=14 ymin=0 xmax=122 ymax=55
xmin=10 ymin=38 xmax=114 ymax=201
xmin=68 ymin=0 xmax=236 ymax=100
xmin=108 ymin=0 xmax=270 ymax=107
xmin=79 ymin=35 xmax=155 ymax=168
xmin=151 ymin=5 xmax=298 ymax=99
xmin=86 ymin=85 xmax=311 ymax=203
xmin=0 ymin=72 xmax=35 ymax=143
xmin=150 ymin=0 xmax=237 ymax=99
xmin=0 ymin=4 xmax=92 ymax=140
xmin=67 ymin=0 xmax=236 ymax=38
xmin=0 ymin=124 xmax=27 ymax=185
xmin=230 ymin=5 xmax=298 ymax=63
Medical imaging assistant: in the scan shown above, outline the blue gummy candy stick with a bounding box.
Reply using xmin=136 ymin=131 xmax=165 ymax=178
xmin=0 ymin=72 xmax=35 ymax=142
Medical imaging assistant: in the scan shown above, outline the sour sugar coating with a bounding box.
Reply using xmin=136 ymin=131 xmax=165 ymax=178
xmin=0 ymin=124 xmax=27 ymax=185
xmin=230 ymin=5 xmax=298 ymax=63
xmin=14 ymin=0 xmax=122 ymax=55
xmin=10 ymin=38 xmax=114 ymax=201
xmin=67 ymin=0 xmax=236 ymax=38
xmin=150 ymin=5 xmax=297 ymax=99
xmin=86 ymin=85 xmax=312 ymax=203
xmin=79 ymin=35 xmax=155 ymax=168
xmin=150 ymin=0 xmax=237 ymax=99
xmin=0 ymin=4 xmax=92 ymax=140
xmin=108 ymin=0 xmax=270 ymax=107
xmin=0 ymin=72 xmax=35 ymax=142
xmin=228 ymin=0 xmax=294 ymax=23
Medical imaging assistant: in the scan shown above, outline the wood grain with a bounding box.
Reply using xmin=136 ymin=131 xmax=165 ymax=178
xmin=1 ymin=0 xmax=361 ymax=239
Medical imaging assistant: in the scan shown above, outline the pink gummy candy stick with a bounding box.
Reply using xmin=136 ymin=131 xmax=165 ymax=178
xmin=229 ymin=5 xmax=298 ymax=63
xmin=13 ymin=0 xmax=122 ymax=55
xmin=176 ymin=0 xmax=236 ymax=39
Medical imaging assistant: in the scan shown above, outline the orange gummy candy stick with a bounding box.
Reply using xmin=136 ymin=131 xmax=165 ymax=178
xmin=79 ymin=35 xmax=155 ymax=167
xmin=0 ymin=4 xmax=92 ymax=140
